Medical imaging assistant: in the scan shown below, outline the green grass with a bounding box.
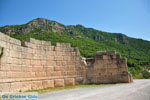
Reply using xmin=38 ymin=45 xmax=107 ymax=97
xmin=27 ymin=84 xmax=124 ymax=94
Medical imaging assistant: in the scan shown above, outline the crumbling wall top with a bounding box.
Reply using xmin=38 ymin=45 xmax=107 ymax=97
xmin=96 ymin=50 xmax=116 ymax=55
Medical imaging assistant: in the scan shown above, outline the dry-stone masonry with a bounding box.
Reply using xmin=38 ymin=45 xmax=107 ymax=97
xmin=0 ymin=32 xmax=132 ymax=92
xmin=86 ymin=51 xmax=133 ymax=84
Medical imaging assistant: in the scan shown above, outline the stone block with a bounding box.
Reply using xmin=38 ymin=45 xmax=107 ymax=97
xmin=42 ymin=46 xmax=50 ymax=51
xmin=31 ymin=59 xmax=41 ymax=66
xmin=65 ymin=43 xmax=71 ymax=48
xmin=116 ymin=54 xmax=121 ymax=59
xmin=103 ymin=55 xmax=108 ymax=60
xmin=120 ymin=58 xmax=127 ymax=64
xmin=0 ymin=71 xmax=7 ymax=78
xmin=35 ymin=72 xmax=46 ymax=77
xmin=47 ymin=56 xmax=54 ymax=61
xmin=56 ymin=51 xmax=62 ymax=56
xmin=21 ymin=67 xmax=32 ymax=72
xmin=56 ymin=42 xmax=61 ymax=47
xmin=21 ymin=59 xmax=29 ymax=65
xmin=41 ymin=60 xmax=47 ymax=66
xmin=31 ymin=81 xmax=43 ymax=90
xmin=0 ymin=63 xmax=11 ymax=71
xmin=57 ymin=56 xmax=63 ymax=61
xmin=46 ymin=66 xmax=54 ymax=71
xmin=65 ymin=78 xmax=75 ymax=86
xmin=9 ymin=37 xmax=21 ymax=45
xmin=11 ymin=45 xmax=22 ymax=52
xmin=51 ymin=46 xmax=55 ymax=51
xmin=56 ymin=61 xmax=62 ymax=66
xmin=106 ymin=51 xmax=116 ymax=55
xmin=21 ymin=81 xmax=32 ymax=91
xmin=42 ymin=41 xmax=51 ymax=46
xmin=0 ymin=33 xmax=10 ymax=42
xmin=96 ymin=51 xmax=107 ymax=55
xmin=22 ymin=41 xmax=29 ymax=48
xmin=10 ymin=64 xmax=21 ymax=71
xmin=54 ymin=47 xmax=61 ymax=51
xmin=36 ymin=45 xmax=43 ymax=50
xmin=9 ymin=50 xmax=21 ymax=58
xmin=46 ymin=61 xmax=54 ymax=66
xmin=54 ymin=67 xmax=63 ymax=71
xmin=0 ymin=83 xmax=10 ymax=92
xmin=53 ymin=71 xmax=62 ymax=76
xmin=42 ymin=80 xmax=54 ymax=88
xmin=0 ymin=41 xmax=7 ymax=48
xmin=10 ymin=82 xmax=23 ymax=92
xmin=25 ymin=38 xmax=36 ymax=44
xmin=7 ymin=72 xmax=23 ymax=78
xmin=34 ymin=39 xmax=42 ymax=45
xmin=54 ymin=79 xmax=64 ymax=87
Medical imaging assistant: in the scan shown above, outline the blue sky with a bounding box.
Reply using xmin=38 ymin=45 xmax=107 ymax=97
xmin=0 ymin=0 xmax=150 ymax=41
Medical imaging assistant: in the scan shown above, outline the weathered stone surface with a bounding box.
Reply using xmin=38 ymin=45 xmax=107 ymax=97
xmin=0 ymin=83 xmax=10 ymax=92
xmin=54 ymin=79 xmax=64 ymax=87
xmin=0 ymin=33 xmax=132 ymax=92
xmin=86 ymin=51 xmax=133 ymax=84
xmin=65 ymin=78 xmax=75 ymax=86
xmin=42 ymin=80 xmax=54 ymax=88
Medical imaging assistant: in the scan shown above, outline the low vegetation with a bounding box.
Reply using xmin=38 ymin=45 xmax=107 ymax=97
xmin=27 ymin=84 xmax=121 ymax=94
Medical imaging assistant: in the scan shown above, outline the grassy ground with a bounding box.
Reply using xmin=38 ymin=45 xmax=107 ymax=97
xmin=27 ymin=84 xmax=123 ymax=94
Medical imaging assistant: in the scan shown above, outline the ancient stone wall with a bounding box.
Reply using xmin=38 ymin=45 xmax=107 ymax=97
xmin=0 ymin=32 xmax=85 ymax=92
xmin=0 ymin=32 xmax=132 ymax=92
xmin=85 ymin=51 xmax=133 ymax=84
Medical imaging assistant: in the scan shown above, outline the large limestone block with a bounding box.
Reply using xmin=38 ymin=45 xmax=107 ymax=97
xmin=103 ymin=55 xmax=109 ymax=60
xmin=35 ymin=72 xmax=46 ymax=77
xmin=65 ymin=78 xmax=75 ymax=86
xmin=56 ymin=61 xmax=62 ymax=66
xmin=45 ymin=66 xmax=54 ymax=71
xmin=56 ymin=51 xmax=62 ymax=56
xmin=54 ymin=79 xmax=64 ymax=87
xmin=24 ymin=41 xmax=36 ymax=49
xmin=21 ymin=81 xmax=32 ymax=91
xmin=10 ymin=82 xmax=23 ymax=92
xmin=54 ymin=47 xmax=61 ymax=51
xmin=106 ymin=51 xmax=116 ymax=55
xmin=0 ymin=83 xmax=10 ymax=92
xmin=9 ymin=64 xmax=21 ymax=71
xmin=0 ymin=32 xmax=10 ymax=42
xmin=56 ymin=43 xmax=61 ymax=47
xmin=42 ymin=80 xmax=54 ymax=88
xmin=25 ymin=38 xmax=36 ymax=44
xmin=0 ymin=41 xmax=7 ymax=49
xmin=31 ymin=81 xmax=43 ymax=90
xmin=54 ymin=67 xmax=63 ymax=71
xmin=9 ymin=37 xmax=21 ymax=45
xmin=0 ymin=71 xmax=6 ymax=78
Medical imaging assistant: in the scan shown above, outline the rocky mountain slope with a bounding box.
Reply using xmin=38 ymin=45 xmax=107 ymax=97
xmin=0 ymin=18 xmax=150 ymax=76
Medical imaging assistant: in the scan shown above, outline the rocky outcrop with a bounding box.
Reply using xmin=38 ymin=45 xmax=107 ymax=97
xmin=0 ymin=18 xmax=66 ymax=34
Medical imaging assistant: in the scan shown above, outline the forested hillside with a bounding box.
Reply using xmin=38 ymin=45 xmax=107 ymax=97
xmin=0 ymin=18 xmax=150 ymax=77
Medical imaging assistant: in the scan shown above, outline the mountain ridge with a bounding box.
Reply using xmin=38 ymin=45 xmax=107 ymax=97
xmin=0 ymin=18 xmax=150 ymax=76
xmin=1 ymin=18 xmax=149 ymax=42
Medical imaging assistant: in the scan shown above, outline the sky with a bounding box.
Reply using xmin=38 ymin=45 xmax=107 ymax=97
xmin=0 ymin=0 xmax=150 ymax=41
